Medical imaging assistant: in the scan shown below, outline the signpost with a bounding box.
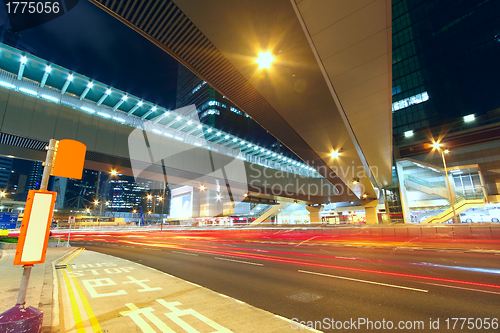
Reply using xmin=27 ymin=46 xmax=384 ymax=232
xmin=67 ymin=216 xmax=75 ymax=247
xmin=0 ymin=139 xmax=86 ymax=333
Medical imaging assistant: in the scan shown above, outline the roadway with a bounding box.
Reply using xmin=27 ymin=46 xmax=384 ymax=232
xmin=70 ymin=230 xmax=500 ymax=331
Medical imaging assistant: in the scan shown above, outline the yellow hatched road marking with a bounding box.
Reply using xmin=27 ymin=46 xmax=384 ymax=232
xmin=61 ymin=248 xmax=102 ymax=333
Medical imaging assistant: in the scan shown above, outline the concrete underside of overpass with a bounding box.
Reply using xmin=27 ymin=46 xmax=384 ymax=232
xmin=91 ymin=0 xmax=393 ymax=207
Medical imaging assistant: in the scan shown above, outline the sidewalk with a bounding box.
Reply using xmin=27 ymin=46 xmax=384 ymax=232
xmin=0 ymin=246 xmax=76 ymax=332
xmin=54 ymin=248 xmax=310 ymax=333
xmin=1 ymin=247 xmax=317 ymax=333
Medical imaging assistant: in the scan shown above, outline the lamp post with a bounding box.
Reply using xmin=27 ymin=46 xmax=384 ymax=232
xmin=429 ymin=142 xmax=458 ymax=223
xmin=94 ymin=199 xmax=101 ymax=228
xmin=147 ymin=194 xmax=154 ymax=225
xmin=157 ymin=196 xmax=164 ymax=231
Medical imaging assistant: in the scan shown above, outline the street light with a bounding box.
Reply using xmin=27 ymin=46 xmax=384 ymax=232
xmin=256 ymin=52 xmax=274 ymax=69
xmin=330 ymin=148 xmax=343 ymax=159
xmin=110 ymin=169 xmax=118 ymax=176
xmin=428 ymin=141 xmax=458 ymax=223
xmin=146 ymin=194 xmax=156 ymax=225
xmin=94 ymin=199 xmax=103 ymax=228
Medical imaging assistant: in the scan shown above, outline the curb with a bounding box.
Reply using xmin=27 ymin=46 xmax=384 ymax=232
xmin=44 ymin=246 xmax=78 ymax=333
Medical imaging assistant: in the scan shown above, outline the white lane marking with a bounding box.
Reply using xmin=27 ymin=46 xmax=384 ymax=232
xmin=296 ymin=236 xmax=320 ymax=247
xmin=298 ymin=270 xmax=428 ymax=293
xmin=275 ymin=315 xmax=289 ymax=322
xmin=421 ymin=282 xmax=500 ymax=295
xmin=184 ymin=281 xmax=202 ymax=288
xmin=214 ymin=257 xmax=263 ymax=266
xmin=172 ymin=251 xmax=198 ymax=256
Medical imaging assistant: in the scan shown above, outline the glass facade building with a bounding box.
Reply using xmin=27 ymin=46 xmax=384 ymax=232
xmin=392 ymin=0 xmax=500 ymax=135
xmin=0 ymin=157 xmax=13 ymax=191
xmin=176 ymin=64 xmax=295 ymax=157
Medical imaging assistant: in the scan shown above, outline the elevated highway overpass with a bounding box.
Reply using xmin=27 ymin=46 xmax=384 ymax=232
xmin=91 ymin=0 xmax=393 ymax=222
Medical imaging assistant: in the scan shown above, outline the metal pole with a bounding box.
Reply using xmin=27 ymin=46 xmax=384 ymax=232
xmin=67 ymin=223 xmax=71 ymax=247
xmin=441 ymin=150 xmax=458 ymax=223
xmin=17 ymin=139 xmax=56 ymax=305
xmin=161 ymin=182 xmax=165 ymax=231
xmin=96 ymin=171 xmax=101 ymax=228
xmin=153 ymin=196 xmax=156 ymax=226
xmin=40 ymin=139 xmax=56 ymax=191
xmin=16 ymin=265 xmax=32 ymax=305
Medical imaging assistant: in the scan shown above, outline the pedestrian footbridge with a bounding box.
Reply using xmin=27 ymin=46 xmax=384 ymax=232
xmin=0 ymin=43 xmax=346 ymax=204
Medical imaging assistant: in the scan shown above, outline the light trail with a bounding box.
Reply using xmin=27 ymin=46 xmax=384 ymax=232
xmin=105 ymin=239 xmax=500 ymax=292
xmin=78 ymin=234 xmax=500 ymax=278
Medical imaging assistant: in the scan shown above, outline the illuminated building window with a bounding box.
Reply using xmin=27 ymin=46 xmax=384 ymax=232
xmin=392 ymin=92 xmax=429 ymax=112
xmin=200 ymin=109 xmax=220 ymax=118
xmin=230 ymin=107 xmax=242 ymax=115
xmin=191 ymin=81 xmax=206 ymax=94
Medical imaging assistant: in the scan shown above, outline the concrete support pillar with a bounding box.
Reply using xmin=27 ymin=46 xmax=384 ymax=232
xmin=396 ymin=162 xmax=411 ymax=223
xmin=305 ymin=205 xmax=323 ymax=224
xmin=445 ymin=173 xmax=461 ymax=224
xmin=477 ymin=169 xmax=489 ymax=203
xmin=192 ymin=189 xmax=201 ymax=219
xmin=364 ymin=206 xmax=378 ymax=224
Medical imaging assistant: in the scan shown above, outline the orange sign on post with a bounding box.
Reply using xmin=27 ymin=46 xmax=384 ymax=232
xmin=52 ymin=139 xmax=86 ymax=180
xmin=14 ymin=190 xmax=57 ymax=266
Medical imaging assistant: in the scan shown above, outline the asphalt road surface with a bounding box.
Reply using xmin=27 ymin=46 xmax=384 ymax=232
xmin=70 ymin=231 xmax=500 ymax=331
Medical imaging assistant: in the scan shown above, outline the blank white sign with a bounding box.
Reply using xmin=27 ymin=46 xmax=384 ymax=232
xmin=20 ymin=192 xmax=52 ymax=262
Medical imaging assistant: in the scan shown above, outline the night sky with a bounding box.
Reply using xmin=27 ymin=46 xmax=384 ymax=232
xmin=1 ymin=0 xmax=179 ymax=110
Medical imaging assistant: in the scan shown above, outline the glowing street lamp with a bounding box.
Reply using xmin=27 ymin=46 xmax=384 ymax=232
xmin=199 ymin=185 xmax=205 ymax=191
xmin=330 ymin=150 xmax=340 ymax=159
xmin=110 ymin=169 xmax=118 ymax=176
xmin=94 ymin=200 xmax=99 ymax=206
xmin=432 ymin=142 xmax=441 ymax=150
xmin=256 ymin=52 xmax=274 ymax=69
